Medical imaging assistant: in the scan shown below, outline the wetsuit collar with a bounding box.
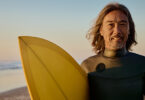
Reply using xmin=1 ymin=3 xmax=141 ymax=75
xmin=103 ymin=48 xmax=127 ymax=58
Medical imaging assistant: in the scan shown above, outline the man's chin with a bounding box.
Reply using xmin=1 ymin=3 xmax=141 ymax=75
xmin=111 ymin=45 xmax=123 ymax=50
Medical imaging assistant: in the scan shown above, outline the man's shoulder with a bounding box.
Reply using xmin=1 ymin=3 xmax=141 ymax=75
xmin=81 ymin=54 xmax=100 ymax=65
xmin=127 ymin=52 xmax=145 ymax=73
xmin=127 ymin=52 xmax=145 ymax=65
xmin=82 ymin=55 xmax=96 ymax=63
xmin=80 ymin=54 xmax=101 ymax=73
xmin=128 ymin=52 xmax=145 ymax=59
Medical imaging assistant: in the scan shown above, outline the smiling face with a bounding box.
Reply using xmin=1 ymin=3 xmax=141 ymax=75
xmin=100 ymin=10 xmax=130 ymax=50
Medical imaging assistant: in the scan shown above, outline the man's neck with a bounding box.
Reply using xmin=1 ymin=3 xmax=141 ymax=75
xmin=103 ymin=48 xmax=127 ymax=58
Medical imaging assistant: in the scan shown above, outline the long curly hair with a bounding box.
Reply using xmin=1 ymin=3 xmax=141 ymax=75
xmin=87 ymin=2 xmax=137 ymax=54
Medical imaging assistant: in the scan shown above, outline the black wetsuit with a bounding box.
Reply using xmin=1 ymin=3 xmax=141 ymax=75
xmin=88 ymin=50 xmax=145 ymax=100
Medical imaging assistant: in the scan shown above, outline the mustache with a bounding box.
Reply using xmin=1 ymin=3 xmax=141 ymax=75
xmin=111 ymin=34 xmax=123 ymax=40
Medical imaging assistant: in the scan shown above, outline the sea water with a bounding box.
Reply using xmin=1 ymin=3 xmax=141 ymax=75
xmin=0 ymin=61 xmax=26 ymax=93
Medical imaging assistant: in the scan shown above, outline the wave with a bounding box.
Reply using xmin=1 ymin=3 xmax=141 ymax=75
xmin=0 ymin=61 xmax=22 ymax=70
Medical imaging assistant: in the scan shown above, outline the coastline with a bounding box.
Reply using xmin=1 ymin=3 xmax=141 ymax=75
xmin=0 ymin=86 xmax=30 ymax=100
xmin=0 ymin=69 xmax=26 ymax=93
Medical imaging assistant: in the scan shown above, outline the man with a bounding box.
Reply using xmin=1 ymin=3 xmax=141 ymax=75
xmin=81 ymin=2 xmax=145 ymax=100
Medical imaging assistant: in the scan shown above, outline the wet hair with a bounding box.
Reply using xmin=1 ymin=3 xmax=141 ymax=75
xmin=87 ymin=2 xmax=137 ymax=54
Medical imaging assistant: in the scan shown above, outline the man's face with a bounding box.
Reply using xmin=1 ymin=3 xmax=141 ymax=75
xmin=100 ymin=10 xmax=130 ymax=50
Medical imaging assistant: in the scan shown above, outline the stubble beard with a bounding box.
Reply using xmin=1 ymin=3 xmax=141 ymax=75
xmin=110 ymin=41 xmax=124 ymax=50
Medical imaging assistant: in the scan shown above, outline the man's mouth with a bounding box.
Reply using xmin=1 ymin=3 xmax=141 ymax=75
xmin=111 ymin=36 xmax=123 ymax=41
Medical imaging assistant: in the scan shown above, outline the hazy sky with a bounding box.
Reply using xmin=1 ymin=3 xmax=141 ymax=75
xmin=0 ymin=0 xmax=145 ymax=63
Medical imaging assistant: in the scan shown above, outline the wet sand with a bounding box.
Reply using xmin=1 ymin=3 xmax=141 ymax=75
xmin=0 ymin=86 xmax=30 ymax=100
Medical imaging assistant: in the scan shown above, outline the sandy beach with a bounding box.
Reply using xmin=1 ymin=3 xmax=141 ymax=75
xmin=0 ymin=86 xmax=30 ymax=100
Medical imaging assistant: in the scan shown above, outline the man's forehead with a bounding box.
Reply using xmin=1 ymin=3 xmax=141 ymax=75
xmin=105 ymin=20 xmax=128 ymax=23
xmin=103 ymin=10 xmax=128 ymax=23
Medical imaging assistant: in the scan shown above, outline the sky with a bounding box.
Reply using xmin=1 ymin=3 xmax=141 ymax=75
xmin=0 ymin=0 xmax=145 ymax=63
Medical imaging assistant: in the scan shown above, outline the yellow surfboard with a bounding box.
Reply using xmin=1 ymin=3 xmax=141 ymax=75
xmin=18 ymin=36 xmax=89 ymax=100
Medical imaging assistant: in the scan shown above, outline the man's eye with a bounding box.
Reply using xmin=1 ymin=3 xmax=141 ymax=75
xmin=108 ymin=24 xmax=113 ymax=26
xmin=120 ymin=23 xmax=126 ymax=25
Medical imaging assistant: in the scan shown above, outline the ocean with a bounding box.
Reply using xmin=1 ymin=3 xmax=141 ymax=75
xmin=0 ymin=61 xmax=22 ymax=70
xmin=0 ymin=61 xmax=26 ymax=93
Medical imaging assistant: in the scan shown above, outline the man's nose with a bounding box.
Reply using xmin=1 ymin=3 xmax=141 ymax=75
xmin=113 ymin=24 xmax=121 ymax=35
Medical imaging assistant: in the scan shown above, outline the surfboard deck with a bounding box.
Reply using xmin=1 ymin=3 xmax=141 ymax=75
xmin=18 ymin=36 xmax=89 ymax=100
